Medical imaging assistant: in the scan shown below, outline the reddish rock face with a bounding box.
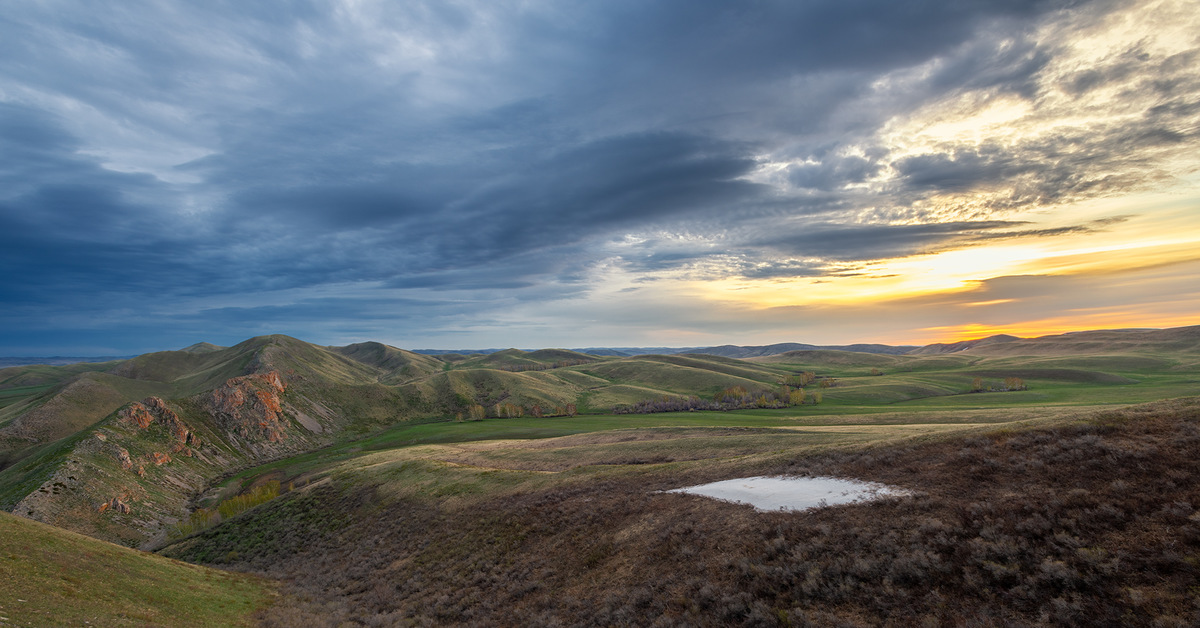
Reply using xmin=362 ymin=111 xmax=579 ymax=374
xmin=203 ymin=371 xmax=290 ymax=442
xmin=97 ymin=496 xmax=131 ymax=514
xmin=116 ymin=397 xmax=200 ymax=459
xmin=108 ymin=397 xmax=202 ymax=476
xmin=120 ymin=402 xmax=155 ymax=429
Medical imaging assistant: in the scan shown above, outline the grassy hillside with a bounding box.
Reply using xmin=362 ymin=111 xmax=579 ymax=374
xmin=0 ymin=336 xmax=451 ymax=547
xmin=0 ymin=510 xmax=272 ymax=627
xmin=4 ymin=329 xmax=1195 ymax=614
xmin=160 ymin=398 xmax=1200 ymax=626
xmin=945 ymin=326 xmax=1200 ymax=357
xmin=0 ymin=373 xmax=176 ymax=469
xmin=330 ymin=341 xmax=444 ymax=384
xmin=448 ymin=347 xmax=602 ymax=370
xmin=4 ymin=326 xmax=1199 ymax=624
xmin=576 ymin=357 xmax=780 ymax=398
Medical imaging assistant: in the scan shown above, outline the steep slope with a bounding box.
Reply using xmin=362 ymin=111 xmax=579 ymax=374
xmin=0 ymin=510 xmax=272 ymax=626
xmin=0 ymin=372 xmax=174 ymax=470
xmin=0 ymin=336 xmax=434 ymax=547
xmin=1 ymin=337 xmax=299 ymax=471
xmin=6 ymin=372 xmax=337 ymax=547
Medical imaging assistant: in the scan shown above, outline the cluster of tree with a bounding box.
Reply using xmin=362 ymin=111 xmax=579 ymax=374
xmin=613 ymin=385 xmax=822 ymax=415
xmin=781 ymin=372 xmax=817 ymax=387
xmin=495 ymin=359 xmax=593 ymax=372
xmin=970 ymin=376 xmax=1028 ymax=393
xmin=459 ymin=402 xmax=578 ymax=421
xmin=171 ymin=480 xmax=286 ymax=539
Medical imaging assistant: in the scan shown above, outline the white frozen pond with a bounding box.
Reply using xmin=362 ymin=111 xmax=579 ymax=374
xmin=666 ymin=476 xmax=910 ymax=512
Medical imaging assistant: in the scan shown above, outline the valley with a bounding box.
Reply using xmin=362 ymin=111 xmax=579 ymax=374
xmin=1 ymin=327 xmax=1198 ymax=625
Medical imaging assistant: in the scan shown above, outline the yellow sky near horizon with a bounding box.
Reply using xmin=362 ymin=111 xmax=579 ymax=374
xmin=633 ymin=190 xmax=1200 ymax=345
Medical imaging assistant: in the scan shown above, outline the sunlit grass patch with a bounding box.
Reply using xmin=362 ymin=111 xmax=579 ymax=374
xmin=1 ymin=511 xmax=273 ymax=627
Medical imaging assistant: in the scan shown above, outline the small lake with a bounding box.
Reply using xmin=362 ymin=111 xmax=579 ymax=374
xmin=666 ymin=476 xmax=910 ymax=512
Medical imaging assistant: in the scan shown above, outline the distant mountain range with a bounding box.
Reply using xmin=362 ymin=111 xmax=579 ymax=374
xmin=415 ymin=343 xmax=917 ymax=358
xmin=8 ymin=326 xmax=1199 ymax=364
xmin=0 ymin=356 xmax=134 ymax=368
xmin=2 ymin=325 xmax=1198 ymax=549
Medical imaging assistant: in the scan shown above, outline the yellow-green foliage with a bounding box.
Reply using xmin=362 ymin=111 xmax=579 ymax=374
xmin=172 ymin=481 xmax=282 ymax=539
xmin=782 ymin=371 xmax=816 ymax=387
xmin=495 ymin=402 xmax=524 ymax=418
xmin=218 ymin=481 xmax=281 ymax=519
xmin=174 ymin=507 xmax=223 ymax=538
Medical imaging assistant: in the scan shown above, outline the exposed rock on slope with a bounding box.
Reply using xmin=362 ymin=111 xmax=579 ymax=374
xmin=120 ymin=396 xmax=200 ymax=455
xmin=202 ymin=372 xmax=289 ymax=443
xmin=10 ymin=394 xmax=237 ymax=548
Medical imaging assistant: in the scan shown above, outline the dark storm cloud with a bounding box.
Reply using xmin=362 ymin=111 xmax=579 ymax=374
xmin=895 ymin=148 xmax=1037 ymax=193
xmin=589 ymin=0 xmax=1067 ymax=81
xmin=0 ymin=102 xmax=204 ymax=302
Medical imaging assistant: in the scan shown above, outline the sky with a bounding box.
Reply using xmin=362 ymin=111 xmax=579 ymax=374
xmin=2 ymin=0 xmax=1199 ymax=355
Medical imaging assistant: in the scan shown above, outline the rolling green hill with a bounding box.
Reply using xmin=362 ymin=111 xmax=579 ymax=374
xmin=0 ymin=510 xmax=272 ymax=626
xmin=330 ymin=341 xmax=444 ymax=384
xmin=2 ymin=326 xmax=1200 ymax=612
xmin=1 ymin=335 xmax=807 ymax=547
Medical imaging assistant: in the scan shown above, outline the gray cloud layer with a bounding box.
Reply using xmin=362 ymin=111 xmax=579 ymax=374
xmin=1 ymin=0 xmax=1196 ymax=352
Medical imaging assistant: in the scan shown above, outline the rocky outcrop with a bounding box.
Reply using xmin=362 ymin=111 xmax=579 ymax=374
xmin=150 ymin=452 xmax=171 ymax=465
xmin=203 ymin=371 xmax=290 ymax=442
xmin=118 ymin=397 xmax=200 ymax=455
xmin=97 ymin=496 xmax=131 ymax=514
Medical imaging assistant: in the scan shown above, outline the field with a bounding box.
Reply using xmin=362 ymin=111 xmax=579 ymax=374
xmin=3 ymin=328 xmax=1199 ymax=625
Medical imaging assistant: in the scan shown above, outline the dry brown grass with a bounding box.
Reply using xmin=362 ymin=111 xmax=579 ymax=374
xmin=164 ymin=397 xmax=1200 ymax=626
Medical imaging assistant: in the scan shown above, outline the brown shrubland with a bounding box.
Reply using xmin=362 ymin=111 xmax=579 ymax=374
xmin=165 ymin=398 xmax=1200 ymax=626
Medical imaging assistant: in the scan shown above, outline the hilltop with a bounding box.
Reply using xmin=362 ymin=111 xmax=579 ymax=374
xmin=0 ymin=334 xmax=803 ymax=547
